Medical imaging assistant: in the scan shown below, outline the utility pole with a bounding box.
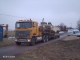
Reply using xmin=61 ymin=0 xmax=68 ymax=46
xmin=70 ymin=23 xmax=72 ymax=29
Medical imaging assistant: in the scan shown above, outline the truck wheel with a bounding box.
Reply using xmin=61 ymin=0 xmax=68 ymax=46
xmin=45 ymin=35 xmax=49 ymax=42
xmin=42 ymin=35 xmax=46 ymax=43
xmin=56 ymin=36 xmax=58 ymax=38
xmin=16 ymin=42 xmax=21 ymax=45
xmin=30 ymin=38 xmax=36 ymax=46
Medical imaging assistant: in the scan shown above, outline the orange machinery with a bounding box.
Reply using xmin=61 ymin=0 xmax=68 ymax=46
xmin=0 ymin=24 xmax=8 ymax=38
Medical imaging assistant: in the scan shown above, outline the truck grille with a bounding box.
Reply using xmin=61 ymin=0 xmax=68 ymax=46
xmin=15 ymin=31 xmax=30 ymax=38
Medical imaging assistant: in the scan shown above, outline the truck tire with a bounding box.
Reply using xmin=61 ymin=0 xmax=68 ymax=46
xmin=42 ymin=35 xmax=46 ymax=43
xmin=54 ymin=36 xmax=56 ymax=39
xmin=16 ymin=42 xmax=21 ymax=45
xmin=30 ymin=37 xmax=36 ymax=46
xmin=45 ymin=35 xmax=49 ymax=42
xmin=56 ymin=36 xmax=58 ymax=38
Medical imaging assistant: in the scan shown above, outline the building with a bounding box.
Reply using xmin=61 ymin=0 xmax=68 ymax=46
xmin=66 ymin=27 xmax=73 ymax=31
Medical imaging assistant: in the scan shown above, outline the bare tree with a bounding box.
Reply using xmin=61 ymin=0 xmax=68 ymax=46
xmin=59 ymin=23 xmax=64 ymax=31
xmin=59 ymin=23 xmax=67 ymax=31
xmin=77 ymin=19 xmax=80 ymax=31
xmin=64 ymin=25 xmax=67 ymax=31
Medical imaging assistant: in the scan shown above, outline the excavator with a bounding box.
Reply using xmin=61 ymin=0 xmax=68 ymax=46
xmin=0 ymin=24 xmax=8 ymax=38
xmin=39 ymin=18 xmax=59 ymax=39
xmin=41 ymin=18 xmax=60 ymax=39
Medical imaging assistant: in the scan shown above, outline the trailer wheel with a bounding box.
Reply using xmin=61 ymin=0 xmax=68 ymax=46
xmin=58 ymin=36 xmax=60 ymax=38
xmin=54 ymin=36 xmax=56 ymax=39
xmin=42 ymin=35 xmax=46 ymax=43
xmin=45 ymin=35 xmax=49 ymax=42
xmin=16 ymin=42 xmax=21 ymax=45
xmin=30 ymin=37 xmax=36 ymax=46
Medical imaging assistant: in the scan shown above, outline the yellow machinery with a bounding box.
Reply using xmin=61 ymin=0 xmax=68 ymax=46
xmin=15 ymin=19 xmax=42 ymax=38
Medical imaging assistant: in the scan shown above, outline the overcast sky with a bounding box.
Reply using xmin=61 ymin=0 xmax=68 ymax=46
xmin=0 ymin=0 xmax=80 ymax=30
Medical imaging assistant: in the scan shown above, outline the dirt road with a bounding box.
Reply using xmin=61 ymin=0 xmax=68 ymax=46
xmin=0 ymin=34 xmax=67 ymax=59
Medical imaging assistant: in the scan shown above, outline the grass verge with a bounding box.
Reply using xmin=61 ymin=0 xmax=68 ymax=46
xmin=7 ymin=39 xmax=80 ymax=60
xmin=0 ymin=31 xmax=15 ymax=47
xmin=0 ymin=38 xmax=15 ymax=48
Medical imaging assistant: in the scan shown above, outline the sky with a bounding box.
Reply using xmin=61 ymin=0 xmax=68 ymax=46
xmin=0 ymin=0 xmax=80 ymax=30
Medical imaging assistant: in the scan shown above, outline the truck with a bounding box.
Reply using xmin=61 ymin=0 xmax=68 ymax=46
xmin=14 ymin=19 xmax=60 ymax=46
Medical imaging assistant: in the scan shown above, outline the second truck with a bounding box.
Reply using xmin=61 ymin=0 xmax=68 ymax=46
xmin=15 ymin=19 xmax=60 ymax=46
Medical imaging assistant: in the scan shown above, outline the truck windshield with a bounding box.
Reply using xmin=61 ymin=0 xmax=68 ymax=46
xmin=15 ymin=22 xmax=32 ymax=28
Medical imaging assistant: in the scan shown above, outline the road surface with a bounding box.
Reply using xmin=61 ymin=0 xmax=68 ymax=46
xmin=0 ymin=34 xmax=67 ymax=59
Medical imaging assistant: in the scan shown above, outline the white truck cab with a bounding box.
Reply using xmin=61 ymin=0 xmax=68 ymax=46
xmin=67 ymin=29 xmax=79 ymax=36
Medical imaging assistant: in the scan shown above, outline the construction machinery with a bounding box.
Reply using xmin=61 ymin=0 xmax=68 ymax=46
xmin=14 ymin=19 xmax=60 ymax=46
xmin=39 ymin=19 xmax=60 ymax=39
xmin=0 ymin=24 xmax=8 ymax=38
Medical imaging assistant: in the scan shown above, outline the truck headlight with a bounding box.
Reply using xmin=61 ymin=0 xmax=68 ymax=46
xmin=28 ymin=39 xmax=31 ymax=42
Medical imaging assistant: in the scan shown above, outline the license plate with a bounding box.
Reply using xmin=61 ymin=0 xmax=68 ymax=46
xmin=18 ymin=39 xmax=27 ymax=42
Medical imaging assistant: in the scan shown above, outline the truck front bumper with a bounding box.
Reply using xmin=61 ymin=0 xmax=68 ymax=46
xmin=15 ymin=39 xmax=31 ymax=42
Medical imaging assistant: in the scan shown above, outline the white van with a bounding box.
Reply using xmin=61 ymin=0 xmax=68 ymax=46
xmin=67 ymin=29 xmax=79 ymax=36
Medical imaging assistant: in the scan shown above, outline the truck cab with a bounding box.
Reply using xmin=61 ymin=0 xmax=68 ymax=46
xmin=15 ymin=19 xmax=42 ymax=45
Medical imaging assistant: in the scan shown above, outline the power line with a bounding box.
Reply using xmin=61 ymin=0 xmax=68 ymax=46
xmin=0 ymin=13 xmax=43 ymax=21
xmin=0 ymin=13 xmax=26 ymax=18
